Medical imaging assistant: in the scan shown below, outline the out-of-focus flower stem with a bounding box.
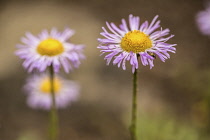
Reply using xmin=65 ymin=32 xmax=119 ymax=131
xmin=49 ymin=64 xmax=59 ymax=140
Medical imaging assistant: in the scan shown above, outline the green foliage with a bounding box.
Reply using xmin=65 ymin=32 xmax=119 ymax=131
xmin=138 ymin=113 xmax=200 ymax=140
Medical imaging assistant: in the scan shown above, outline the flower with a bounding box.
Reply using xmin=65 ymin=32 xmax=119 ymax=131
xmin=24 ymin=74 xmax=80 ymax=110
xmin=16 ymin=28 xmax=85 ymax=73
xmin=97 ymin=14 xmax=176 ymax=73
xmin=196 ymin=2 xmax=210 ymax=36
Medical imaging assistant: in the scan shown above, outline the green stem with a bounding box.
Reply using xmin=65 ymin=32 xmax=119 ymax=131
xmin=49 ymin=65 xmax=59 ymax=140
xmin=130 ymin=68 xmax=138 ymax=140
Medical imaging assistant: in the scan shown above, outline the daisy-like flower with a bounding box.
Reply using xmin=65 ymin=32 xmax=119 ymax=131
xmin=98 ymin=14 xmax=176 ymax=73
xmin=16 ymin=28 xmax=85 ymax=73
xmin=196 ymin=2 xmax=210 ymax=35
xmin=24 ymin=74 xmax=79 ymax=110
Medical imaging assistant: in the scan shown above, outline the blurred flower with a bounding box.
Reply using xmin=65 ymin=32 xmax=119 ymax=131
xmin=24 ymin=74 xmax=79 ymax=110
xmin=16 ymin=28 xmax=85 ymax=73
xmin=196 ymin=2 xmax=210 ymax=36
xmin=98 ymin=14 xmax=176 ymax=73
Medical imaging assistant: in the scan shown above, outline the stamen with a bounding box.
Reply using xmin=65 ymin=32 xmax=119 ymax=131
xmin=37 ymin=39 xmax=64 ymax=56
xmin=121 ymin=30 xmax=152 ymax=53
xmin=40 ymin=78 xmax=61 ymax=93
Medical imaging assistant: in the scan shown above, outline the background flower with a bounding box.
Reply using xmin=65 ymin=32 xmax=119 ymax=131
xmin=24 ymin=74 xmax=80 ymax=110
xmin=16 ymin=28 xmax=85 ymax=73
xmin=196 ymin=1 xmax=210 ymax=36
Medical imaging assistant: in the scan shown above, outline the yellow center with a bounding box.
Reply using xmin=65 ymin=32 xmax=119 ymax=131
xmin=37 ymin=39 xmax=64 ymax=56
xmin=40 ymin=78 xmax=61 ymax=94
xmin=121 ymin=30 xmax=152 ymax=53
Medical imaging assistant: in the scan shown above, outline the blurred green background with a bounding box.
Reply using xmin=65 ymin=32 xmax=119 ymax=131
xmin=0 ymin=0 xmax=210 ymax=140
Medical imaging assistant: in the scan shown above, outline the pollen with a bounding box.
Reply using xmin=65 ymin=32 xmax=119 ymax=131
xmin=37 ymin=39 xmax=64 ymax=56
xmin=121 ymin=30 xmax=152 ymax=53
xmin=40 ymin=78 xmax=61 ymax=94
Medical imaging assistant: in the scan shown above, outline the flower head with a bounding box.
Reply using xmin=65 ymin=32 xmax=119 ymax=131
xmin=196 ymin=2 xmax=210 ymax=35
xmin=24 ymin=74 xmax=79 ymax=110
xmin=16 ymin=28 xmax=85 ymax=73
xmin=98 ymin=14 xmax=176 ymax=73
